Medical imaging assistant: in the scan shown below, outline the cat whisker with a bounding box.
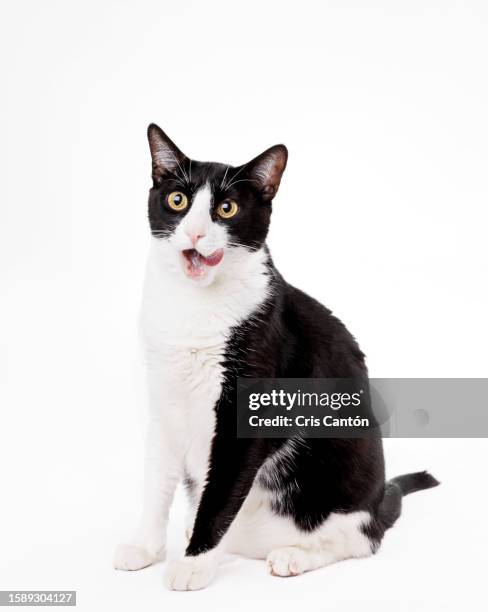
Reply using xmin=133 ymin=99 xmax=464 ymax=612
xmin=220 ymin=166 xmax=230 ymax=190
xmin=224 ymin=178 xmax=257 ymax=191
xmin=167 ymin=150 xmax=190 ymax=185
xmin=159 ymin=176 xmax=186 ymax=188
xmin=222 ymin=163 xmax=248 ymax=191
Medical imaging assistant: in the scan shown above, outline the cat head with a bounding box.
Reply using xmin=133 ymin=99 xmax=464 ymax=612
xmin=147 ymin=124 xmax=287 ymax=286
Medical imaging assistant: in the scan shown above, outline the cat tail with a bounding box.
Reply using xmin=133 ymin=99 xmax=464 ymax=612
xmin=378 ymin=471 xmax=440 ymax=530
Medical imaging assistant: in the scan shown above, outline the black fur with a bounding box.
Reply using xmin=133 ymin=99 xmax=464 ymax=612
xmin=146 ymin=125 xmax=439 ymax=559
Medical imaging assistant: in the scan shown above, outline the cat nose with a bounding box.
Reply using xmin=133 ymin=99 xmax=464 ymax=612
xmin=188 ymin=231 xmax=206 ymax=246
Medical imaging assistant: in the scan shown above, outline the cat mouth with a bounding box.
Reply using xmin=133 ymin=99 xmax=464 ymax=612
xmin=181 ymin=248 xmax=224 ymax=279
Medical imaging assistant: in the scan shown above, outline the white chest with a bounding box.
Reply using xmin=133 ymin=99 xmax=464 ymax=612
xmin=140 ymin=241 xmax=271 ymax=353
xmin=139 ymin=242 xmax=270 ymax=478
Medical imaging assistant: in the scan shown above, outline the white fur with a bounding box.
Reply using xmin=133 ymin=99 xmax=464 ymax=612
xmin=227 ymin=485 xmax=373 ymax=568
xmin=115 ymin=184 xmax=373 ymax=588
xmin=173 ymin=183 xmax=217 ymax=249
xmin=169 ymin=182 xmax=228 ymax=286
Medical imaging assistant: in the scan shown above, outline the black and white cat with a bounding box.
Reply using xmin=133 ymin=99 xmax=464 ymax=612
xmin=114 ymin=124 xmax=438 ymax=590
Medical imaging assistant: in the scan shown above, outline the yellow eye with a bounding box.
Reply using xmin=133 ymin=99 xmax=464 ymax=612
xmin=217 ymin=199 xmax=239 ymax=219
xmin=167 ymin=191 xmax=188 ymax=211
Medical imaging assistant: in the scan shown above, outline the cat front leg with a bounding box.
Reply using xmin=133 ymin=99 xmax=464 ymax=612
xmin=114 ymin=417 xmax=182 ymax=570
xmin=164 ymin=435 xmax=269 ymax=590
xmin=115 ymin=371 xmax=184 ymax=570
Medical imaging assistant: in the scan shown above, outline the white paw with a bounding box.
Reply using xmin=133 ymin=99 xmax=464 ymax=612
xmin=164 ymin=557 xmax=216 ymax=591
xmin=113 ymin=543 xmax=160 ymax=571
xmin=266 ymin=546 xmax=309 ymax=577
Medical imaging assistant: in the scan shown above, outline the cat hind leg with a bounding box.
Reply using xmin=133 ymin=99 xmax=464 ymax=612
xmin=266 ymin=511 xmax=376 ymax=577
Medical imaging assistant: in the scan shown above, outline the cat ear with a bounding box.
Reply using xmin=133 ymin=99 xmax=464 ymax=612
xmin=246 ymin=145 xmax=288 ymax=201
xmin=147 ymin=123 xmax=188 ymax=180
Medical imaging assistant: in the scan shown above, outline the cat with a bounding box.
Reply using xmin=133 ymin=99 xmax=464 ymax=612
xmin=114 ymin=124 xmax=439 ymax=590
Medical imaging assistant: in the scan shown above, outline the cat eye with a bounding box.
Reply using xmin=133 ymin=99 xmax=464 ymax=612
xmin=167 ymin=191 xmax=188 ymax=211
xmin=217 ymin=199 xmax=239 ymax=219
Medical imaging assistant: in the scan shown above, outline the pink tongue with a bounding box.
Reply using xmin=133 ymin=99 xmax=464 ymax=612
xmin=200 ymin=249 xmax=224 ymax=267
xmin=186 ymin=248 xmax=224 ymax=277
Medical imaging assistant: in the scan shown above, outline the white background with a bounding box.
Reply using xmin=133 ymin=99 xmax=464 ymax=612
xmin=1 ymin=1 xmax=487 ymax=610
